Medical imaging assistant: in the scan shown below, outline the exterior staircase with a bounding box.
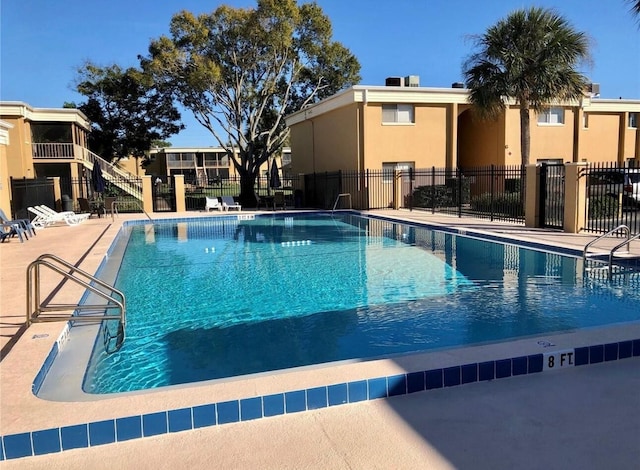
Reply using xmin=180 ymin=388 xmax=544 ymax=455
xmin=78 ymin=147 xmax=143 ymax=201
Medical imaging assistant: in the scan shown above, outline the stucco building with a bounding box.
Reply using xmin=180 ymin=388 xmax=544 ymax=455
xmin=285 ymin=78 xmax=640 ymax=175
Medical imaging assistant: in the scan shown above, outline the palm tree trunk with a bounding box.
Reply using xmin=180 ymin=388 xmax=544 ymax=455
xmin=520 ymin=104 xmax=531 ymax=166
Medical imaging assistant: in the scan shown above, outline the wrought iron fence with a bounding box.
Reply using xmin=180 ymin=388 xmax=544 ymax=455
xmin=64 ymin=176 xmax=143 ymax=214
xmin=305 ymin=170 xmax=393 ymax=210
xmin=183 ymin=175 xmax=301 ymax=211
xmin=403 ymin=165 xmax=525 ymax=223
xmin=583 ymin=162 xmax=640 ymax=234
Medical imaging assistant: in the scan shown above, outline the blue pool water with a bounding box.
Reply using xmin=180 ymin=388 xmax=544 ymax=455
xmin=84 ymin=214 xmax=640 ymax=393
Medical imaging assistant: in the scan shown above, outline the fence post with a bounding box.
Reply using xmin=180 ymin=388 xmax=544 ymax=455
xmin=490 ymin=165 xmax=495 ymax=221
xmin=457 ymin=168 xmax=462 ymax=218
xmin=50 ymin=177 xmax=62 ymax=211
xmin=173 ymin=174 xmax=186 ymax=212
xmin=392 ymin=170 xmax=401 ymax=210
xmin=431 ymin=166 xmax=436 ymax=214
xmin=141 ymin=175 xmax=154 ymax=213
xmin=563 ymin=162 xmax=588 ymax=233
xmin=524 ymin=164 xmax=541 ymax=228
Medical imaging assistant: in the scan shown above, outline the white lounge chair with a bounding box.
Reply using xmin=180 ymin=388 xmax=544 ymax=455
xmin=221 ymin=196 xmax=242 ymax=211
xmin=28 ymin=205 xmax=90 ymax=227
xmin=205 ymin=197 xmax=223 ymax=212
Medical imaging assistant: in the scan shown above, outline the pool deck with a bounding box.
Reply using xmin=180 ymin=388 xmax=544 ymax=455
xmin=1 ymin=209 xmax=639 ymax=469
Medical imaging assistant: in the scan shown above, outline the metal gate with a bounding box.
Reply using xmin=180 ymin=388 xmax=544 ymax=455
xmin=152 ymin=176 xmax=176 ymax=212
xmin=10 ymin=177 xmax=56 ymax=220
xmin=539 ymin=164 xmax=565 ymax=229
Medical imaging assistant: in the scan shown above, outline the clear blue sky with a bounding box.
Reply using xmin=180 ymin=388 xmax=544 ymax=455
xmin=2 ymin=0 xmax=638 ymax=147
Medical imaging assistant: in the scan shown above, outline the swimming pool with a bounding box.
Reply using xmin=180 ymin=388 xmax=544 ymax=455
xmin=73 ymin=213 xmax=640 ymax=395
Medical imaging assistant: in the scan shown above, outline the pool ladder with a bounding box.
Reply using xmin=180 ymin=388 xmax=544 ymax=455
xmin=332 ymin=193 xmax=352 ymax=212
xmin=26 ymin=254 xmax=126 ymax=353
xmin=582 ymin=225 xmax=640 ymax=278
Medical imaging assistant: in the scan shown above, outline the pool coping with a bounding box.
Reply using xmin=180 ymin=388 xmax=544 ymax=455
xmin=2 ymin=210 xmax=640 ymax=461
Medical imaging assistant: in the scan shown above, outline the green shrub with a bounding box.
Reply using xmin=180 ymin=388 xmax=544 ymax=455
xmin=588 ymin=195 xmax=619 ymax=218
xmin=410 ymin=179 xmax=470 ymax=208
xmin=469 ymin=192 xmax=523 ymax=217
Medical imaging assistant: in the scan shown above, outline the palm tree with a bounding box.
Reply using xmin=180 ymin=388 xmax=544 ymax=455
xmin=463 ymin=7 xmax=591 ymax=165
xmin=630 ymin=0 xmax=640 ymax=18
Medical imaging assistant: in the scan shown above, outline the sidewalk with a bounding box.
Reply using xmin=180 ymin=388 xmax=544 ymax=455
xmin=1 ymin=210 xmax=639 ymax=469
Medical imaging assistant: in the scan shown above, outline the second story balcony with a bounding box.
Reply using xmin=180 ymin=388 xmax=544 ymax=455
xmin=32 ymin=142 xmax=82 ymax=160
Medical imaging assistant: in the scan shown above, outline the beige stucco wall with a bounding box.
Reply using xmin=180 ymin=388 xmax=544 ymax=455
xmin=289 ymin=121 xmax=314 ymax=175
xmin=289 ymin=104 xmax=360 ymax=174
xmin=363 ymin=104 xmax=448 ymax=169
xmin=529 ymin=108 xmax=577 ymax=162
xmin=502 ymin=106 xmax=577 ymax=164
xmin=3 ymin=116 xmax=34 ymax=178
xmin=458 ymin=109 xmax=505 ymax=167
xmin=0 ymin=139 xmax=10 ymax=216
xmin=116 ymin=157 xmax=144 ymax=177
xmin=578 ymin=113 xmax=620 ymax=163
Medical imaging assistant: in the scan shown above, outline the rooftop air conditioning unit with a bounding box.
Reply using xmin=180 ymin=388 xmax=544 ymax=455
xmin=385 ymin=77 xmax=403 ymax=87
xmin=452 ymin=82 xmax=465 ymax=88
xmin=404 ymin=75 xmax=420 ymax=87
xmin=589 ymin=83 xmax=600 ymax=95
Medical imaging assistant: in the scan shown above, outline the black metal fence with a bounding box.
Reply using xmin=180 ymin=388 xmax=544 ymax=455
xmin=63 ymin=176 xmax=144 ymax=214
xmin=183 ymin=175 xmax=302 ymax=211
xmin=9 ymin=177 xmax=56 ymax=219
xmin=403 ymin=165 xmax=526 ymax=223
xmin=305 ymin=170 xmax=393 ymax=210
xmin=583 ymin=162 xmax=640 ymax=234
xmin=539 ymin=164 xmax=565 ymax=229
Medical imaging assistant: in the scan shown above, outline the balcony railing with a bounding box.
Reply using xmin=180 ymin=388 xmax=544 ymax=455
xmin=32 ymin=143 xmax=78 ymax=159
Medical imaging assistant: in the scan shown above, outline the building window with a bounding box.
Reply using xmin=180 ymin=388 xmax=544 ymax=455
xmin=382 ymin=104 xmax=414 ymax=124
xmin=629 ymin=112 xmax=638 ymax=128
xmin=537 ymin=107 xmax=564 ymax=125
xmin=582 ymin=113 xmax=589 ymax=129
xmin=382 ymin=162 xmax=415 ymax=183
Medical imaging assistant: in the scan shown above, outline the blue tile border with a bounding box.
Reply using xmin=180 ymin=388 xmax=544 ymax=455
xmin=5 ymin=337 xmax=639 ymax=461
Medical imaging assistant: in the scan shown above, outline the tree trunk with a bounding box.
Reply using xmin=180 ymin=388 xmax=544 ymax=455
xmin=519 ymin=104 xmax=531 ymax=214
xmin=238 ymin=169 xmax=259 ymax=208
xmin=519 ymin=105 xmax=531 ymax=166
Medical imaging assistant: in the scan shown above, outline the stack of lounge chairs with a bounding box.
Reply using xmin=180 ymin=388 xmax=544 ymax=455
xmin=0 ymin=208 xmax=36 ymax=243
xmin=27 ymin=205 xmax=90 ymax=229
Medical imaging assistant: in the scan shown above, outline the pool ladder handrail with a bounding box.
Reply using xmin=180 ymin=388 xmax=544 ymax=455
xmin=582 ymin=225 xmax=640 ymax=277
xmin=26 ymin=254 xmax=126 ymax=353
xmin=332 ymin=193 xmax=352 ymax=212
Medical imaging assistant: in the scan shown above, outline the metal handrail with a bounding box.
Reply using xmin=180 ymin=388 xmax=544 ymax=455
xmin=26 ymin=254 xmax=126 ymax=351
xmin=609 ymin=232 xmax=640 ymax=276
xmin=332 ymin=193 xmax=352 ymax=212
xmin=582 ymin=224 xmax=630 ymax=262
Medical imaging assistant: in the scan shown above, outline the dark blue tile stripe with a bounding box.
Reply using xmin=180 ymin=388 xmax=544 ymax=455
xmin=7 ymin=337 xmax=638 ymax=460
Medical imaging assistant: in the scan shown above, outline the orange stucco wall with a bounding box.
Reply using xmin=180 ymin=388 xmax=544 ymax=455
xmin=362 ymin=104 xmax=448 ymax=169
xmin=529 ymin=108 xmax=576 ymax=162
xmin=3 ymin=116 xmax=34 ymax=178
xmin=578 ymin=113 xmax=620 ymax=163
xmin=458 ymin=109 xmax=505 ymax=167
xmin=290 ymin=104 xmax=360 ymax=174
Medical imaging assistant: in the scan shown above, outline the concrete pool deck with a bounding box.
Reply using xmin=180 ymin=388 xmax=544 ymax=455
xmin=1 ymin=209 xmax=639 ymax=468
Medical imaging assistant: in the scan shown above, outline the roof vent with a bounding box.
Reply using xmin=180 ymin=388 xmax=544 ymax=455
xmin=404 ymin=75 xmax=420 ymax=87
xmin=452 ymin=82 xmax=465 ymax=89
xmin=385 ymin=77 xmax=403 ymax=87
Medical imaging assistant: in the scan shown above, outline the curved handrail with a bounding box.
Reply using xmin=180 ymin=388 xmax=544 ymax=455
xmin=582 ymin=224 xmax=630 ymax=261
xmin=332 ymin=193 xmax=352 ymax=212
xmin=26 ymin=254 xmax=126 ymax=352
xmin=609 ymin=232 xmax=640 ymax=275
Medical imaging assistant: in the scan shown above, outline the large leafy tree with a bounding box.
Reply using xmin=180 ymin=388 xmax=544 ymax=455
xmin=463 ymin=7 xmax=591 ymax=166
xmin=75 ymin=62 xmax=184 ymax=161
xmin=140 ymin=0 xmax=360 ymax=205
